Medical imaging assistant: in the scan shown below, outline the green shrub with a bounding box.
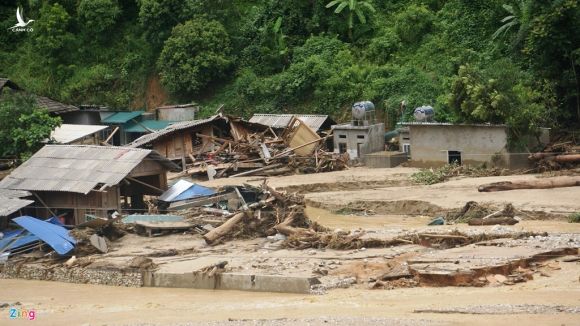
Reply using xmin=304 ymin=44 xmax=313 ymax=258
xmin=569 ymin=213 xmax=580 ymax=223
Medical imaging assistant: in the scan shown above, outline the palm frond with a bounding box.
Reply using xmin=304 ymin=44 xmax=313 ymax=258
xmin=336 ymin=2 xmax=348 ymax=13
xmin=326 ymin=0 xmax=341 ymax=9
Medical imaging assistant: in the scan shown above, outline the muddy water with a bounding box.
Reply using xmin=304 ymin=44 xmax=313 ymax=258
xmin=305 ymin=206 xmax=580 ymax=233
xmin=1 ymin=262 xmax=580 ymax=326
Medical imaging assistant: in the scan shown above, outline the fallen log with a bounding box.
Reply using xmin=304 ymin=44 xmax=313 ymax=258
xmin=552 ymin=154 xmax=580 ymax=163
xmin=417 ymin=233 xmax=468 ymax=240
xmin=478 ymin=176 xmax=580 ymax=192
xmin=273 ymin=210 xmax=299 ymax=236
xmin=467 ymin=217 xmax=519 ymax=226
xmin=203 ymin=212 xmax=246 ymax=244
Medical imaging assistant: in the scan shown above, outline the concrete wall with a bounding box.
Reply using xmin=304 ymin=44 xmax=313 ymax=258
xmin=363 ymin=151 xmax=408 ymax=168
xmin=408 ymin=125 xmax=508 ymax=167
xmin=333 ymin=123 xmax=385 ymax=159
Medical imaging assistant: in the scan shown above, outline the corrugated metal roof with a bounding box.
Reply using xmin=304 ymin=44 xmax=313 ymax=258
xmin=128 ymin=115 xmax=221 ymax=148
xmin=35 ymin=96 xmax=78 ymax=114
xmin=124 ymin=120 xmax=174 ymax=133
xmin=401 ymin=122 xmax=507 ymax=127
xmin=0 ymin=78 xmax=78 ymax=114
xmin=50 ymin=124 xmax=108 ymax=144
xmin=248 ymin=114 xmax=333 ymax=131
xmin=0 ymin=198 xmax=34 ymax=216
xmin=0 ymin=145 xmax=179 ymax=194
xmin=101 ymin=111 xmax=144 ymax=124
xmin=0 ymin=188 xmax=31 ymax=198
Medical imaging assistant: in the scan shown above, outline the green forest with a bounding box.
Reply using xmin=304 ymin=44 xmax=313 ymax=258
xmin=1 ymin=0 xmax=579 ymax=143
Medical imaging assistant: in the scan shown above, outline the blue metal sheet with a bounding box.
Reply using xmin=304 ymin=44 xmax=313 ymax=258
xmin=12 ymin=216 xmax=76 ymax=255
xmin=159 ymin=180 xmax=215 ymax=202
xmin=173 ymin=184 xmax=215 ymax=201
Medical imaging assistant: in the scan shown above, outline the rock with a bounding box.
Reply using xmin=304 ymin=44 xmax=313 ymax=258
xmin=128 ymin=256 xmax=154 ymax=269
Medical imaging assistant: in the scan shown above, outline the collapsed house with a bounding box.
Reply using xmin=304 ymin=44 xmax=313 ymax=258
xmin=128 ymin=114 xmax=348 ymax=179
xmin=248 ymin=114 xmax=336 ymax=134
xmin=127 ymin=115 xmax=268 ymax=162
xmin=0 ymin=145 xmax=179 ymax=225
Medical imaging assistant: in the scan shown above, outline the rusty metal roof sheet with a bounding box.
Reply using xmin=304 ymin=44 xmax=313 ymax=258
xmin=0 ymin=145 xmax=179 ymax=194
xmin=127 ymin=115 xmax=221 ymax=148
xmin=248 ymin=114 xmax=335 ymax=131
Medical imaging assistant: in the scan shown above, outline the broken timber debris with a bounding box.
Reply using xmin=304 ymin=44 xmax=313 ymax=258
xmin=478 ymin=176 xmax=580 ymax=192
xmin=164 ymin=116 xmax=348 ymax=180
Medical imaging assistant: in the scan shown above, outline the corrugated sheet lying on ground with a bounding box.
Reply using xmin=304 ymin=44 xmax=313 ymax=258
xmin=249 ymin=114 xmax=332 ymax=131
xmin=0 ymin=145 xmax=179 ymax=195
xmin=127 ymin=115 xmax=220 ymax=148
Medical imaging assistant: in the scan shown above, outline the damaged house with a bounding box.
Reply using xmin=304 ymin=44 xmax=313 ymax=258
xmin=0 ymin=145 xmax=179 ymax=225
xmin=127 ymin=114 xmax=268 ymax=163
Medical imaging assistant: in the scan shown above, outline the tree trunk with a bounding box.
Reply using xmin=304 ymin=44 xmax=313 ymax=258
xmin=203 ymin=212 xmax=246 ymax=244
xmin=468 ymin=217 xmax=519 ymax=226
xmin=478 ymin=176 xmax=580 ymax=192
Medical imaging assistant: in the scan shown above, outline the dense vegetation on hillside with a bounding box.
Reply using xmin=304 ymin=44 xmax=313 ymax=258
xmin=1 ymin=0 xmax=579 ymax=143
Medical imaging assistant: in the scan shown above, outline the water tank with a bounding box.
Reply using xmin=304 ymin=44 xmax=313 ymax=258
xmin=413 ymin=105 xmax=434 ymax=122
xmin=352 ymin=101 xmax=375 ymax=120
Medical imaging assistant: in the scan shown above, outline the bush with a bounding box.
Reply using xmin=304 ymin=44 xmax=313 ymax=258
xmin=366 ymin=29 xmax=400 ymax=64
xmin=569 ymin=213 xmax=580 ymax=223
xmin=158 ymin=18 xmax=232 ymax=95
xmin=77 ymin=0 xmax=120 ymax=34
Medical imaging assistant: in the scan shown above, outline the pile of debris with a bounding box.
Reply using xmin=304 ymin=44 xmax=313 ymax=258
xmin=446 ymin=201 xmax=519 ymax=226
xmin=171 ymin=116 xmax=349 ymax=180
xmin=411 ymin=163 xmax=515 ymax=185
xmin=529 ymin=136 xmax=580 ymax=171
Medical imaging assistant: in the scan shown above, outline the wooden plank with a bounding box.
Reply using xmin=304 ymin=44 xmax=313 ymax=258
xmin=126 ymin=176 xmax=164 ymax=193
xmin=228 ymin=163 xmax=283 ymax=178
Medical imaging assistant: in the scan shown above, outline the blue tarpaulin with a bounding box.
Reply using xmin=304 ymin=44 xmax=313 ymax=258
xmin=12 ymin=216 xmax=76 ymax=255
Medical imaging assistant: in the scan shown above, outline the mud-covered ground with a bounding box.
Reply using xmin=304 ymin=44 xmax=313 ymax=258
xmin=2 ymin=167 xmax=579 ymax=325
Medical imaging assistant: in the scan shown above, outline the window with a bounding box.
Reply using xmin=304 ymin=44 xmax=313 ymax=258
xmin=448 ymin=150 xmax=462 ymax=165
xmin=403 ymin=144 xmax=411 ymax=156
xmin=338 ymin=143 xmax=347 ymax=153
xmin=357 ymin=135 xmax=365 ymax=139
xmin=338 ymin=134 xmax=346 ymax=139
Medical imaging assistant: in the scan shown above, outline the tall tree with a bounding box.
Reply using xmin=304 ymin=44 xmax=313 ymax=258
xmin=325 ymin=0 xmax=375 ymax=41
